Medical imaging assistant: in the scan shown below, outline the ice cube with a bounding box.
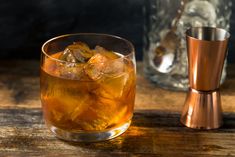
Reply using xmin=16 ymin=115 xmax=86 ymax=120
xmin=70 ymin=41 xmax=94 ymax=63
xmin=59 ymin=48 xmax=77 ymax=63
xmin=56 ymin=41 xmax=94 ymax=79
xmin=70 ymin=98 xmax=110 ymax=131
xmin=51 ymin=110 xmax=64 ymax=123
xmin=78 ymin=119 xmax=109 ymax=131
xmin=84 ymin=53 xmax=108 ymax=80
xmin=88 ymin=52 xmax=109 ymax=64
xmin=95 ymin=46 xmax=125 ymax=76
xmin=60 ymin=41 xmax=94 ymax=63
xmin=88 ymin=97 xmax=128 ymax=130
xmin=43 ymin=97 xmax=77 ymax=125
xmin=103 ymin=59 xmax=125 ymax=77
xmin=94 ymin=72 xmax=129 ymax=99
xmin=45 ymin=90 xmax=91 ymax=127
xmin=95 ymin=46 xmax=119 ymax=59
xmin=73 ymin=97 xmax=123 ymax=131
xmin=58 ymin=43 xmax=123 ymax=80
xmin=70 ymin=94 xmax=91 ymax=121
xmin=58 ymin=62 xmax=86 ymax=80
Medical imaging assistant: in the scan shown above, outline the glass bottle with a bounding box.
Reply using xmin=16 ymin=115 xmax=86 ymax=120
xmin=144 ymin=0 xmax=232 ymax=91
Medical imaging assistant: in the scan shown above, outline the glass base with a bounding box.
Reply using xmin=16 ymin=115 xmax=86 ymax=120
xmin=48 ymin=120 xmax=131 ymax=142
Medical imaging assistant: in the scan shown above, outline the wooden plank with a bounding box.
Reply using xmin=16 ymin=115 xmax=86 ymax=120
xmin=0 ymin=109 xmax=235 ymax=156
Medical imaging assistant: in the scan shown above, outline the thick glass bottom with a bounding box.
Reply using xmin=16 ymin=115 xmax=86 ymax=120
xmin=47 ymin=120 xmax=131 ymax=142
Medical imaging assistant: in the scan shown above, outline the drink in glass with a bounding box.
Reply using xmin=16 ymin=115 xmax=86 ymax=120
xmin=40 ymin=34 xmax=136 ymax=142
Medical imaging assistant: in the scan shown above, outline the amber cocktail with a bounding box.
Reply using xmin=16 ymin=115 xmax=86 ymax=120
xmin=40 ymin=34 xmax=136 ymax=142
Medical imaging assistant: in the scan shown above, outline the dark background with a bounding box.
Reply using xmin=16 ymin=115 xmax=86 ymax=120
xmin=0 ymin=0 xmax=234 ymax=62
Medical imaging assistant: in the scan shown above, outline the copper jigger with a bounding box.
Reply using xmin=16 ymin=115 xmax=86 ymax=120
xmin=180 ymin=27 xmax=230 ymax=129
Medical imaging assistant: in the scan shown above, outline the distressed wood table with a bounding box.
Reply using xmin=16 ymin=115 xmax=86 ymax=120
xmin=0 ymin=60 xmax=235 ymax=156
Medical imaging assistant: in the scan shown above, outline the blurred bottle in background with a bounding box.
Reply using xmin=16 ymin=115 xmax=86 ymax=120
xmin=144 ymin=0 xmax=232 ymax=91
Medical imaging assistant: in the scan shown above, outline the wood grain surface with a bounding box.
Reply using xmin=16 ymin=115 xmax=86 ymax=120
xmin=0 ymin=60 xmax=235 ymax=156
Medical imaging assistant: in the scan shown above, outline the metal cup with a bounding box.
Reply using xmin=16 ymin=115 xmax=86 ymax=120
xmin=180 ymin=27 xmax=230 ymax=129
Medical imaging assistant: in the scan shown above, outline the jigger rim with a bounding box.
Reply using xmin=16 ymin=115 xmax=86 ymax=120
xmin=186 ymin=27 xmax=230 ymax=42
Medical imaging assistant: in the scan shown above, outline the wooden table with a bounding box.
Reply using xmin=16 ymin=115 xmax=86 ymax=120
xmin=0 ymin=60 xmax=235 ymax=156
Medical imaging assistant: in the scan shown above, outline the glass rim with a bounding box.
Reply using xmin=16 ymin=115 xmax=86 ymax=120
xmin=41 ymin=33 xmax=135 ymax=64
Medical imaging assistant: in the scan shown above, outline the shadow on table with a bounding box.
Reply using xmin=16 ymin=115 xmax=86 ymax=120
xmin=64 ymin=110 xmax=235 ymax=155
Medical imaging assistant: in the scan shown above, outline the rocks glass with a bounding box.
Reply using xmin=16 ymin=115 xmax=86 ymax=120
xmin=40 ymin=34 xmax=136 ymax=142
